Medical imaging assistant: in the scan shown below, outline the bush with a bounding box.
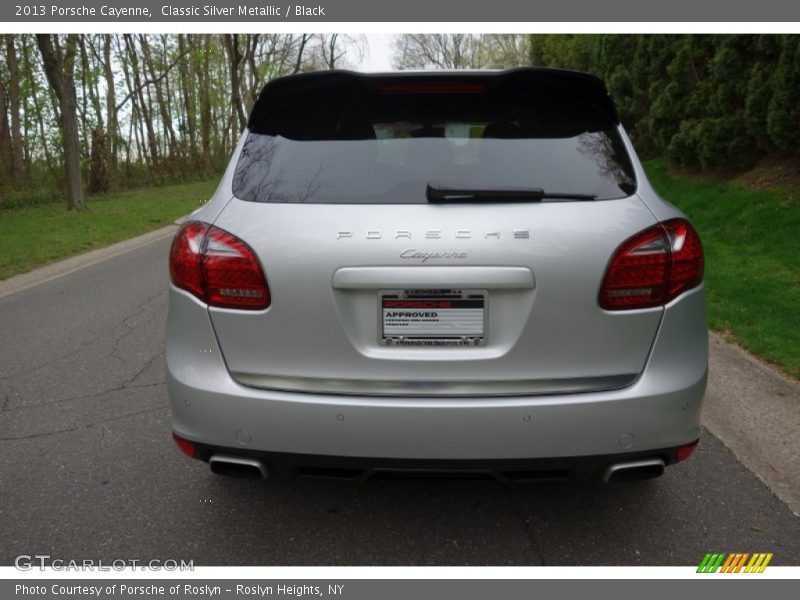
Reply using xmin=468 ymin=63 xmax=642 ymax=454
xmin=529 ymin=34 xmax=800 ymax=169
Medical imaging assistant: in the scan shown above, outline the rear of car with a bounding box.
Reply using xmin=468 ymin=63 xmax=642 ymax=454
xmin=167 ymin=68 xmax=707 ymax=482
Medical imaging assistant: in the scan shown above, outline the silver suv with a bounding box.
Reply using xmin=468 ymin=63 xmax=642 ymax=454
xmin=167 ymin=68 xmax=707 ymax=482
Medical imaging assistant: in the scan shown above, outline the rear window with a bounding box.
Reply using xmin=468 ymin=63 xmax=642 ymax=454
xmin=232 ymin=88 xmax=637 ymax=204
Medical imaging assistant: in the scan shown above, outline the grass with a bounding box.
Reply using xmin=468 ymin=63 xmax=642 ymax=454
xmin=0 ymin=179 xmax=216 ymax=281
xmin=644 ymin=159 xmax=800 ymax=380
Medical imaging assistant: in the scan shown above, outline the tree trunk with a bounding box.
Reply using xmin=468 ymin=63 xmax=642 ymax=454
xmin=224 ymin=34 xmax=247 ymax=133
xmin=322 ymin=34 xmax=340 ymax=69
xmin=89 ymin=126 xmax=109 ymax=194
xmin=160 ymin=35 xmax=179 ymax=164
xmin=36 ymin=34 xmax=85 ymax=211
xmin=24 ymin=37 xmax=55 ymax=173
xmin=79 ymin=36 xmax=108 ymax=193
xmin=79 ymin=35 xmax=104 ymax=127
xmin=5 ymin=34 xmax=24 ymax=181
xmin=103 ymin=34 xmax=117 ymax=169
xmin=139 ymin=34 xmax=179 ymax=162
xmin=199 ymin=36 xmax=212 ymax=172
xmin=116 ymin=35 xmax=149 ymax=171
xmin=292 ymin=34 xmax=311 ymax=74
xmin=124 ymin=34 xmax=159 ymax=171
xmin=76 ymin=35 xmax=91 ymax=160
xmin=0 ymin=75 xmax=12 ymax=182
xmin=246 ymin=34 xmax=260 ymax=105
xmin=178 ymin=34 xmax=197 ymax=163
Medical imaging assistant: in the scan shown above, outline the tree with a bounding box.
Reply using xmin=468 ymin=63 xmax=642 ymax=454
xmin=223 ymin=34 xmax=247 ymax=132
xmin=199 ymin=35 xmax=212 ymax=172
xmin=102 ymin=34 xmax=117 ymax=168
xmin=139 ymin=35 xmax=179 ymax=163
xmin=292 ymin=34 xmax=311 ymax=74
xmin=4 ymin=33 xmax=797 ymax=208
xmin=5 ymin=35 xmax=24 ymax=180
xmin=480 ymin=35 xmax=530 ymax=68
xmin=123 ymin=34 xmax=159 ymax=170
xmin=36 ymin=34 xmax=85 ymax=210
xmin=393 ymin=34 xmax=483 ymax=70
xmin=320 ymin=34 xmax=343 ymax=69
xmin=0 ymin=73 xmax=12 ymax=181
xmin=177 ymin=34 xmax=197 ymax=163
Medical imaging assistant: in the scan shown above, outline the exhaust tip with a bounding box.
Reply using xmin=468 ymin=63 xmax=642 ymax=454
xmin=604 ymin=458 xmax=665 ymax=483
xmin=209 ymin=454 xmax=268 ymax=479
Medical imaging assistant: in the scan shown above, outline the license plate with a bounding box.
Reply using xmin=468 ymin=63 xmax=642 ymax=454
xmin=381 ymin=290 xmax=486 ymax=346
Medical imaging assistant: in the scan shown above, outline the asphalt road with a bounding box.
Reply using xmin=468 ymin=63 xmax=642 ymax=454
xmin=1 ymin=237 xmax=799 ymax=566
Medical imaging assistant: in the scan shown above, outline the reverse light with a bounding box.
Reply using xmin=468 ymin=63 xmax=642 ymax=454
xmin=599 ymin=218 xmax=703 ymax=310
xmin=169 ymin=221 xmax=271 ymax=310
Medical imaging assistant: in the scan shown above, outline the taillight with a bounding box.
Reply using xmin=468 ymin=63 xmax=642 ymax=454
xmin=169 ymin=221 xmax=270 ymax=310
xmin=202 ymin=227 xmax=271 ymax=309
xmin=169 ymin=221 xmax=208 ymax=300
xmin=599 ymin=218 xmax=703 ymax=311
xmin=665 ymin=219 xmax=704 ymax=300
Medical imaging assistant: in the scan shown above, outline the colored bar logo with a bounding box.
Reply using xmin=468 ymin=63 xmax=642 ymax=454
xmin=697 ymin=552 xmax=773 ymax=573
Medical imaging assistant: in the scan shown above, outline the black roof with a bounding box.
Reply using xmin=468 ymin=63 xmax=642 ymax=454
xmin=248 ymin=67 xmax=619 ymax=128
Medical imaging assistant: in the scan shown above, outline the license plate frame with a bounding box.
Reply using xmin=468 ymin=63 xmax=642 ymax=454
xmin=379 ymin=289 xmax=488 ymax=347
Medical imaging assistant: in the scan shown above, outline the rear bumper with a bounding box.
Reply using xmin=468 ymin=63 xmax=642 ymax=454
xmin=190 ymin=442 xmax=689 ymax=482
xmin=167 ymin=285 xmax=707 ymax=462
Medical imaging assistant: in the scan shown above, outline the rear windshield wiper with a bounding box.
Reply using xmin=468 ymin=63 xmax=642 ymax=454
xmin=426 ymin=181 xmax=597 ymax=203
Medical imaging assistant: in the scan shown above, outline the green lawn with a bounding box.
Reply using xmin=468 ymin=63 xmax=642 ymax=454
xmin=644 ymin=159 xmax=800 ymax=379
xmin=0 ymin=179 xmax=216 ymax=281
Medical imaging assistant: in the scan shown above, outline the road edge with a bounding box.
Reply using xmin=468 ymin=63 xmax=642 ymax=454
xmin=0 ymin=221 xmax=181 ymax=300
xmin=702 ymin=332 xmax=800 ymax=517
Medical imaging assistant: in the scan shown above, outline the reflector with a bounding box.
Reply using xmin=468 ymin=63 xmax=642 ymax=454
xmin=172 ymin=432 xmax=196 ymax=458
xmin=676 ymin=439 xmax=699 ymax=462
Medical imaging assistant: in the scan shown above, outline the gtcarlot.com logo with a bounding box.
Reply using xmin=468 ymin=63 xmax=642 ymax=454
xmin=14 ymin=554 xmax=194 ymax=571
xmin=697 ymin=552 xmax=773 ymax=573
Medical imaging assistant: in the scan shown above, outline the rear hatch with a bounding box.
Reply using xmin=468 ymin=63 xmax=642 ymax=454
xmin=207 ymin=69 xmax=662 ymax=396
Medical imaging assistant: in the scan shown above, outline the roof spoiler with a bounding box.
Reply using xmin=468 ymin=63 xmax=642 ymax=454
xmin=247 ymin=67 xmax=620 ymax=129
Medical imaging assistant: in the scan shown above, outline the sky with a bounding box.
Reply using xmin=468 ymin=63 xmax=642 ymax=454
xmin=357 ymin=33 xmax=395 ymax=71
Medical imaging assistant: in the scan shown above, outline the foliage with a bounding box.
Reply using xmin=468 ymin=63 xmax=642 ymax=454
xmin=0 ymin=179 xmax=216 ymax=281
xmin=527 ymin=34 xmax=800 ymax=169
xmin=645 ymin=159 xmax=800 ymax=378
xmin=0 ymin=34 xmax=365 ymax=205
